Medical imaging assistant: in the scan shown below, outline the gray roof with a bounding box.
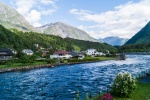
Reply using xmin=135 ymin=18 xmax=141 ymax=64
xmin=0 ymin=49 xmax=14 ymax=56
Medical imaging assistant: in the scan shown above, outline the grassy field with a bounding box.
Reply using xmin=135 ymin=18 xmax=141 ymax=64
xmin=93 ymin=82 xmax=150 ymax=100
xmin=0 ymin=61 xmax=47 ymax=69
xmin=94 ymin=56 xmax=117 ymax=60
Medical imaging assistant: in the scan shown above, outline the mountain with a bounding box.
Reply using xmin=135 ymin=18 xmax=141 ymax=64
xmin=0 ymin=2 xmax=99 ymax=42
xmin=0 ymin=24 xmax=116 ymax=52
xmin=125 ymin=21 xmax=150 ymax=44
xmin=99 ymin=36 xmax=128 ymax=46
xmin=39 ymin=22 xmax=99 ymax=42
xmin=0 ymin=2 xmax=41 ymax=33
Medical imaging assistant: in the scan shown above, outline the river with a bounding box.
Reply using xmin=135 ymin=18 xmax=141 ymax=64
xmin=0 ymin=55 xmax=150 ymax=100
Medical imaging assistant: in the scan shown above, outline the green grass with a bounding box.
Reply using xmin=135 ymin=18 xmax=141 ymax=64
xmin=114 ymin=83 xmax=150 ymax=100
xmin=93 ymin=82 xmax=150 ymax=100
xmin=94 ymin=56 xmax=117 ymax=61
xmin=0 ymin=56 xmax=116 ymax=69
xmin=0 ymin=61 xmax=47 ymax=69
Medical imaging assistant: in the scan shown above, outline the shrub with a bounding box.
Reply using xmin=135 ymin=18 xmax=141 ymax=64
xmin=111 ymin=72 xmax=136 ymax=97
xmin=47 ymin=58 xmax=57 ymax=64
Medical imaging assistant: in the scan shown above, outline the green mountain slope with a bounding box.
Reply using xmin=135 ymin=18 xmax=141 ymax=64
xmin=0 ymin=2 xmax=41 ymax=33
xmin=0 ymin=24 xmax=116 ymax=52
xmin=125 ymin=21 xmax=150 ymax=44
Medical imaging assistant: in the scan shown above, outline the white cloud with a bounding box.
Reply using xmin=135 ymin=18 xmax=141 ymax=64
xmin=41 ymin=0 xmax=55 ymax=5
xmin=70 ymin=0 xmax=150 ymax=39
xmin=41 ymin=9 xmax=56 ymax=15
xmin=16 ymin=0 xmax=36 ymax=16
xmin=13 ymin=0 xmax=58 ymax=27
xmin=25 ymin=10 xmax=42 ymax=27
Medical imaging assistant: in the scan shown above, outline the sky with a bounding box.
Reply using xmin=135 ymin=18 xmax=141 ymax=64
xmin=1 ymin=0 xmax=150 ymax=39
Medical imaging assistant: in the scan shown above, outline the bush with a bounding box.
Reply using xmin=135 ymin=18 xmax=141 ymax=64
xmin=111 ymin=72 xmax=136 ymax=97
xmin=47 ymin=59 xmax=57 ymax=64
xmin=19 ymin=55 xmax=31 ymax=64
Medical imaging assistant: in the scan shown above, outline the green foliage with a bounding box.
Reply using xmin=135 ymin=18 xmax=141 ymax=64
xmin=119 ymin=44 xmax=150 ymax=52
xmin=94 ymin=83 xmax=150 ymax=100
xmin=34 ymin=51 xmax=42 ymax=57
xmin=0 ymin=24 xmax=116 ymax=53
xmin=111 ymin=72 xmax=136 ymax=97
xmin=74 ymin=92 xmax=91 ymax=100
xmin=46 ymin=59 xmax=57 ymax=64
xmin=122 ymin=22 xmax=150 ymax=52
xmin=85 ymin=92 xmax=90 ymax=100
xmin=74 ymin=91 xmax=81 ymax=100
xmin=19 ymin=55 xmax=31 ymax=64
xmin=19 ymin=54 xmax=37 ymax=64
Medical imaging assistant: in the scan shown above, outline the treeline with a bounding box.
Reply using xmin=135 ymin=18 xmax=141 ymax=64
xmin=0 ymin=25 xmax=116 ymax=52
xmin=118 ymin=44 xmax=150 ymax=52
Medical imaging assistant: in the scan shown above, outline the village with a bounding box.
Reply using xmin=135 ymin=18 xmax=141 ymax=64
xmin=0 ymin=43 xmax=115 ymax=66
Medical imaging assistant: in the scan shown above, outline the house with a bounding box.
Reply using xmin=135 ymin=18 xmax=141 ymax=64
xmin=22 ymin=49 xmax=34 ymax=55
xmin=70 ymin=51 xmax=85 ymax=59
xmin=78 ymin=54 xmax=85 ymax=59
xmin=33 ymin=44 xmax=39 ymax=48
xmin=70 ymin=51 xmax=80 ymax=58
xmin=42 ymin=50 xmax=50 ymax=56
xmin=86 ymin=49 xmax=97 ymax=55
xmin=0 ymin=49 xmax=14 ymax=60
xmin=50 ymin=50 xmax=72 ymax=59
xmin=95 ymin=52 xmax=106 ymax=56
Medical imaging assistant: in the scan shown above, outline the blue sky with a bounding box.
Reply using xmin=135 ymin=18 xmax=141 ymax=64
xmin=1 ymin=0 xmax=150 ymax=39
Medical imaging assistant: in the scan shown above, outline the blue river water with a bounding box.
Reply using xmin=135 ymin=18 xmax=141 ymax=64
xmin=0 ymin=55 xmax=150 ymax=100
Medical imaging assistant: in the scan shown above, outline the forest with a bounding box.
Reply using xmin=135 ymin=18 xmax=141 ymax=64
xmin=118 ymin=44 xmax=150 ymax=52
xmin=0 ymin=24 xmax=117 ymax=53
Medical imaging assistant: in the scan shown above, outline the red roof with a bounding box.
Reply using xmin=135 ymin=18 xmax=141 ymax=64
xmin=54 ymin=50 xmax=70 ymax=55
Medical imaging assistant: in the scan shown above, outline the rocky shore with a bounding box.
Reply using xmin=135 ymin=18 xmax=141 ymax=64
xmin=0 ymin=60 xmax=106 ymax=73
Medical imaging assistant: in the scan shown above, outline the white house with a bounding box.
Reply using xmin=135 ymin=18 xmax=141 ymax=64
xmin=86 ymin=49 xmax=97 ymax=55
xmin=22 ymin=49 xmax=34 ymax=55
xmin=95 ymin=52 xmax=106 ymax=56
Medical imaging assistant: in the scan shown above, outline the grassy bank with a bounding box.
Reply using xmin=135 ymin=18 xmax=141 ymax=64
xmin=0 ymin=56 xmax=116 ymax=69
xmin=114 ymin=82 xmax=150 ymax=100
xmin=93 ymin=82 xmax=150 ymax=100
xmin=0 ymin=61 xmax=47 ymax=69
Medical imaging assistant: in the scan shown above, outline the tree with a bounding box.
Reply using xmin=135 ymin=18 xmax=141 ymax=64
xmin=19 ymin=55 xmax=31 ymax=64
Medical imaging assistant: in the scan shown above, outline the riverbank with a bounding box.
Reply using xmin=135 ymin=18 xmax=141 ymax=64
xmin=0 ymin=57 xmax=116 ymax=73
xmin=93 ymin=77 xmax=150 ymax=100
xmin=93 ymin=82 xmax=150 ymax=100
xmin=113 ymin=82 xmax=150 ymax=100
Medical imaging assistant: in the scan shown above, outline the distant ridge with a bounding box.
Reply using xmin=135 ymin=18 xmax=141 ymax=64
xmin=38 ymin=22 xmax=99 ymax=42
xmin=99 ymin=36 xmax=128 ymax=46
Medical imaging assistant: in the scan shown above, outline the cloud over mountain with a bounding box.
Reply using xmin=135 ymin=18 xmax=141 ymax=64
xmin=13 ymin=0 xmax=58 ymax=27
xmin=70 ymin=0 xmax=150 ymax=39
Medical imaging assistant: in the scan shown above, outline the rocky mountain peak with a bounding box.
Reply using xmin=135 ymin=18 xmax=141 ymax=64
xmin=0 ymin=2 xmax=41 ymax=33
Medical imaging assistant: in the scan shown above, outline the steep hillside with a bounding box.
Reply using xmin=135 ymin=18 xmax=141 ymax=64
xmin=0 ymin=2 xmax=99 ymax=42
xmin=0 ymin=2 xmax=41 ymax=33
xmin=99 ymin=36 xmax=128 ymax=46
xmin=39 ymin=22 xmax=99 ymax=42
xmin=125 ymin=21 xmax=150 ymax=44
xmin=0 ymin=24 xmax=117 ymax=52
